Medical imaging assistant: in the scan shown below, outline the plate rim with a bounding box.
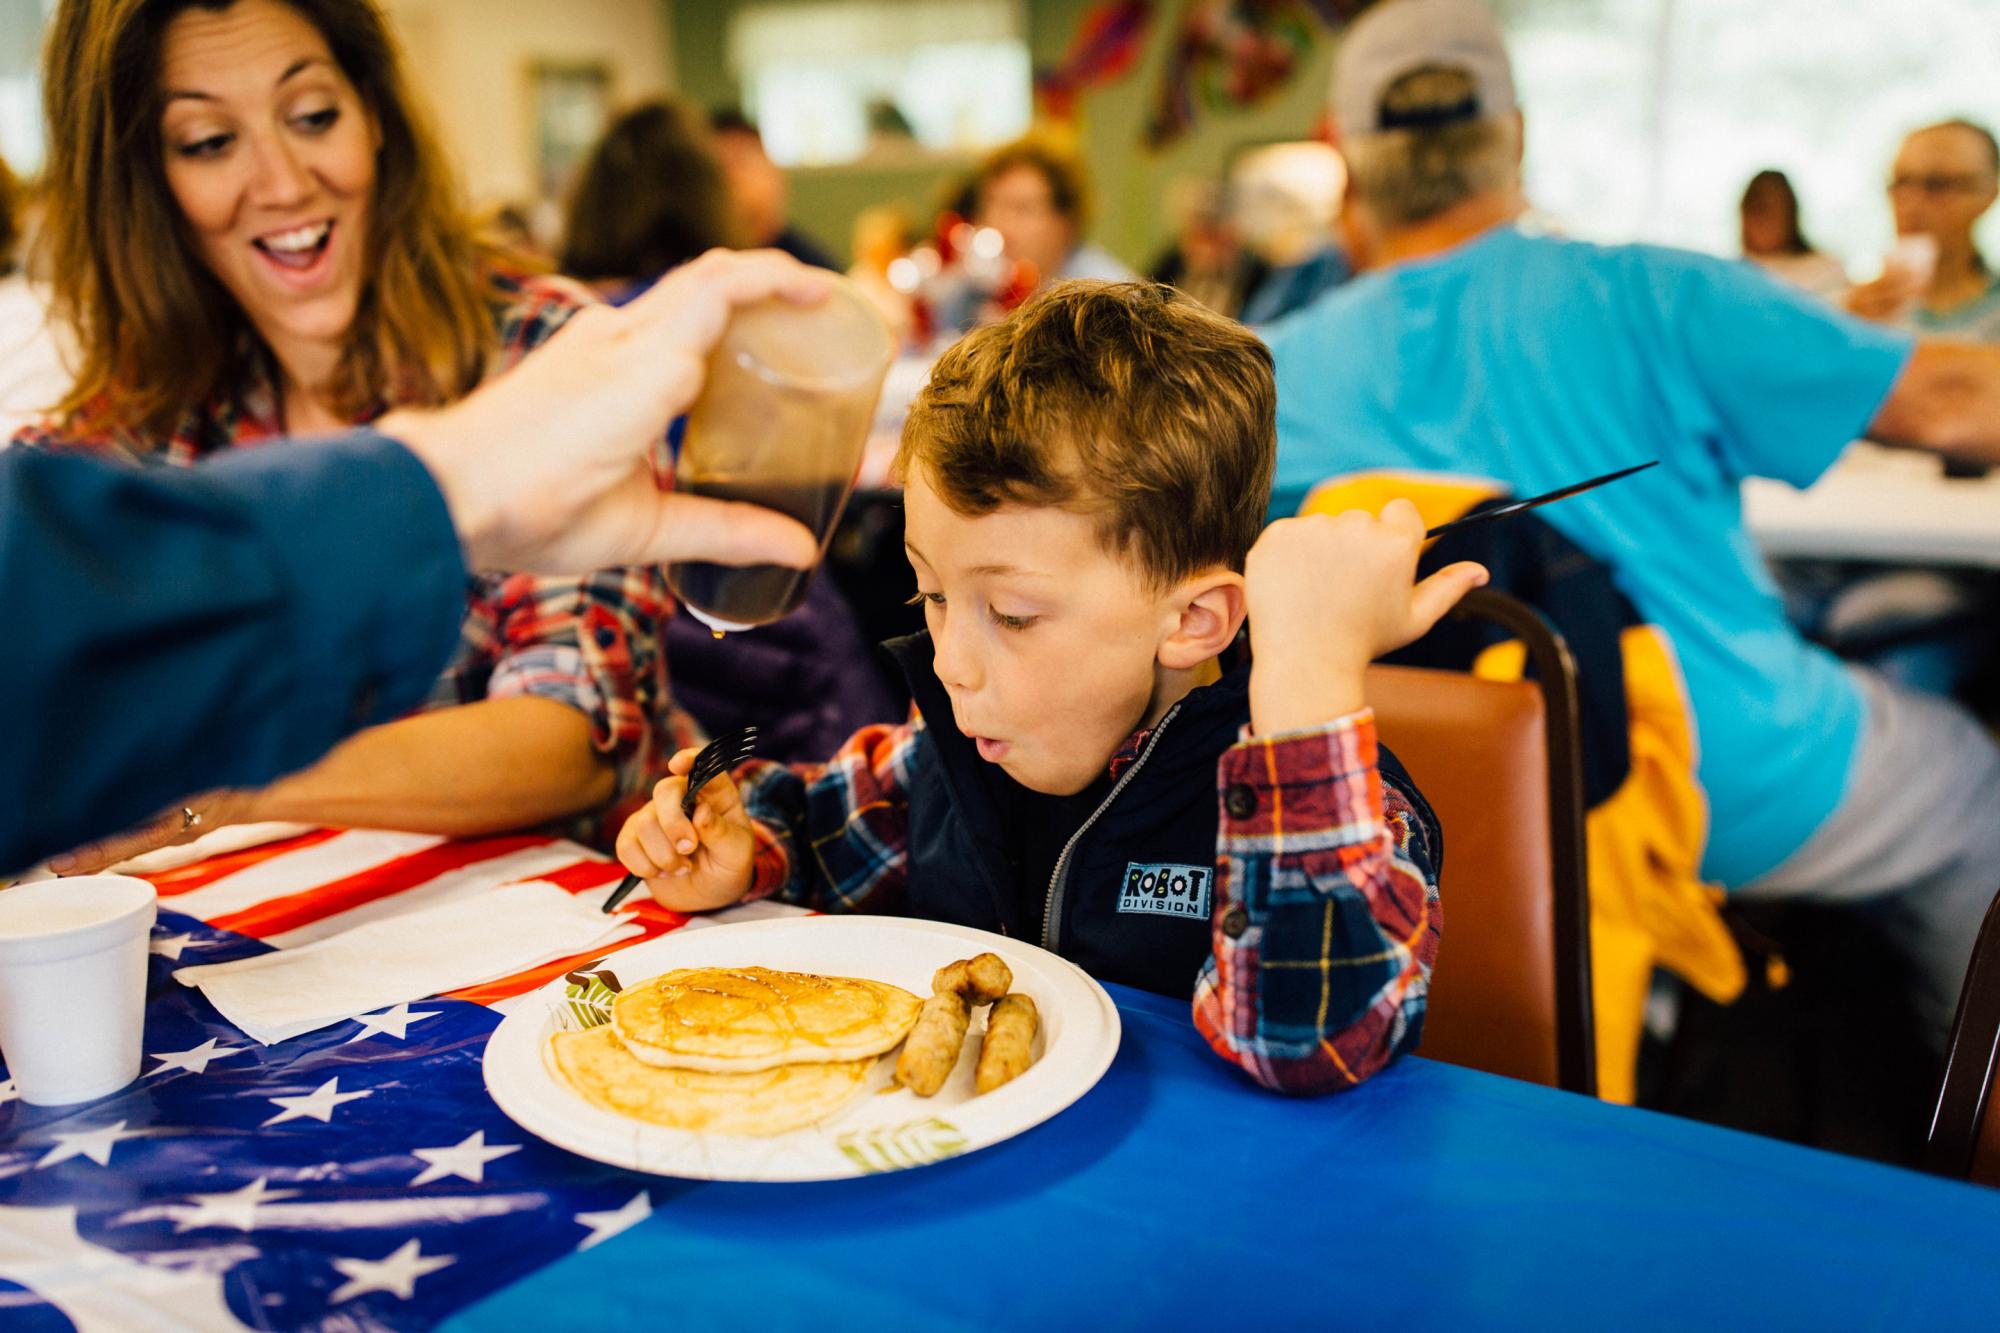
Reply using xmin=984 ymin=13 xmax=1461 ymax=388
xmin=481 ymin=914 xmax=1123 ymax=1182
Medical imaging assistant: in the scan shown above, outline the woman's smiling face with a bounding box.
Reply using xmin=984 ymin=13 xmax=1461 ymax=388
xmin=158 ymin=0 xmax=380 ymax=361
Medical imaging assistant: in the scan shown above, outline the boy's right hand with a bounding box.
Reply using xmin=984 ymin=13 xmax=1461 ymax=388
xmin=614 ymin=746 xmax=758 ymax=912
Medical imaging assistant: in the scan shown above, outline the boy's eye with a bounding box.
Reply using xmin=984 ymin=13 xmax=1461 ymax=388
xmin=903 ymin=591 xmax=947 ymax=609
xmin=989 ymin=608 xmax=1036 ymax=631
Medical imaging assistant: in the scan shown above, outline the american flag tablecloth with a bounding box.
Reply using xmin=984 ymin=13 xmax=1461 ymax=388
xmin=0 ymin=828 xmax=786 ymax=1331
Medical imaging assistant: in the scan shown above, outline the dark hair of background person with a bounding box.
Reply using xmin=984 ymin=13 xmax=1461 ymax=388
xmin=561 ymin=99 xmax=737 ymax=283
xmin=0 ymin=155 xmax=18 ymax=278
xmin=1740 ymin=169 xmax=1813 ymax=256
xmin=40 ymin=0 xmax=501 ymax=441
xmin=708 ymin=107 xmax=760 ymax=140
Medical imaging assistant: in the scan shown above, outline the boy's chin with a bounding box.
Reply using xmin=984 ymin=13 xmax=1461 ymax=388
xmin=995 ymin=754 xmax=1104 ymax=798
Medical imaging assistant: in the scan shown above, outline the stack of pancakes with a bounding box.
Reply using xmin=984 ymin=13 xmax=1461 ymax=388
xmin=547 ymin=966 xmax=923 ymax=1136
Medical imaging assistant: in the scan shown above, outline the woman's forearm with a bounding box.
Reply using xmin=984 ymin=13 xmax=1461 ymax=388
xmin=248 ymin=696 xmax=617 ymax=835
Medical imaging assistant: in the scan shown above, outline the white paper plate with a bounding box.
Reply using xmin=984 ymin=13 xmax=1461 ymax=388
xmin=481 ymin=915 xmax=1121 ymax=1182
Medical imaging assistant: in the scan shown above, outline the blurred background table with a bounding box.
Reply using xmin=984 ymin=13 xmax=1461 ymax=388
xmin=1745 ymin=443 xmax=2000 ymax=567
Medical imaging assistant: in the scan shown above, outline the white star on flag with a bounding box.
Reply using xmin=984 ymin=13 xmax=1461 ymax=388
xmin=147 ymin=1038 xmax=247 ymax=1077
xmin=35 ymin=1121 xmax=146 ymax=1169
xmin=172 ymin=1175 xmax=301 ymax=1232
xmin=408 ymin=1129 xmax=521 ymax=1186
xmin=328 ymin=1238 xmax=456 ymax=1303
xmin=345 ymin=1003 xmax=442 ymax=1043
xmin=262 ymin=1077 xmax=372 ymax=1126
xmin=574 ymin=1190 xmax=652 ymax=1251
xmin=149 ymin=933 xmax=200 ymax=961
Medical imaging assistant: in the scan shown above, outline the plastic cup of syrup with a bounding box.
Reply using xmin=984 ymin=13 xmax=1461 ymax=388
xmin=667 ymin=274 xmax=896 ymax=634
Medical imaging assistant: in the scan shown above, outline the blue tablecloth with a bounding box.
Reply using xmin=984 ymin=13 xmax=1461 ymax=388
xmin=451 ymin=983 xmax=2000 ymax=1332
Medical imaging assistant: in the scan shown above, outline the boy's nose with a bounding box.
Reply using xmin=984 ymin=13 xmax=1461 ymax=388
xmin=930 ymin=617 xmax=982 ymax=693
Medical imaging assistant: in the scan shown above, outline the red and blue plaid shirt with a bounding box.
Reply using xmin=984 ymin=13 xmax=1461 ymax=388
xmin=737 ymin=705 xmax=1442 ymax=1095
xmin=13 ymin=272 xmax=693 ymax=846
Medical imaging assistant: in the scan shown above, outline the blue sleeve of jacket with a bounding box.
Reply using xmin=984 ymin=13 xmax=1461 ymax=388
xmin=0 ymin=431 xmax=466 ymax=871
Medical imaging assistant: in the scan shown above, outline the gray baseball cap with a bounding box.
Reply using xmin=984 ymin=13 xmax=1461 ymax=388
xmin=1332 ymin=0 xmax=1517 ymax=136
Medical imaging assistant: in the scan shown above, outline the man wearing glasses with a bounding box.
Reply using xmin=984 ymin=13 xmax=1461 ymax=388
xmin=1850 ymin=120 xmax=2000 ymax=340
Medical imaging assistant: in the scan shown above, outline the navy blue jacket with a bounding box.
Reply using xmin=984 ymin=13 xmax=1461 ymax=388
xmin=880 ymin=634 xmax=1434 ymax=1001
xmin=0 ymin=434 xmax=464 ymax=870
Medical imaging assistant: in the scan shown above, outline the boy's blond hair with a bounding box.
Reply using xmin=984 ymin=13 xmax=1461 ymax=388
xmin=898 ymin=281 xmax=1276 ymax=587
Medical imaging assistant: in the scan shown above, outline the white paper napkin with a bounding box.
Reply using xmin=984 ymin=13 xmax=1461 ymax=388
xmin=174 ymin=880 xmax=641 ymax=1044
xmin=113 ymin=821 xmax=318 ymax=875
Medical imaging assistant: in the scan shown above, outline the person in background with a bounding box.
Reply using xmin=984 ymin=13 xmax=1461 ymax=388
xmin=1739 ymin=169 xmax=1848 ymax=299
xmin=0 ymin=156 xmax=73 ymax=439
xmin=559 ymin=95 xmax=901 ymax=764
xmin=22 ymin=0 xmax=677 ymax=868
xmin=560 ymin=99 xmax=737 ymax=302
xmin=708 ymin=109 xmax=840 ymax=271
xmin=1788 ymin=126 xmax=2000 ymax=704
xmin=972 ymin=135 xmax=1135 ymax=291
xmin=3 ymin=249 xmax=829 ymax=875
xmin=1149 ymin=176 xmax=1268 ymax=319
xmin=1268 ymin=0 xmax=2000 ymax=1049
xmin=1849 ymin=120 xmax=2000 ymax=340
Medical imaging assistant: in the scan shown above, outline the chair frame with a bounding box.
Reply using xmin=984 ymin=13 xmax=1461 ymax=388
xmin=1925 ymin=886 xmax=2000 ymax=1182
xmin=1445 ymin=588 xmax=1598 ymax=1096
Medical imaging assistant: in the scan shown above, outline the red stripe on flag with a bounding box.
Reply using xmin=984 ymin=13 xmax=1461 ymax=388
xmin=445 ymin=899 xmax=691 ymax=1005
xmin=539 ymin=861 xmax=626 ymax=893
xmin=142 ymin=828 xmax=346 ymax=897
xmin=209 ymin=834 xmax=557 ymax=939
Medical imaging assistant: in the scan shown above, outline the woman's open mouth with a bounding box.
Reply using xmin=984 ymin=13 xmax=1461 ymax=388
xmin=252 ymin=220 xmax=335 ymax=282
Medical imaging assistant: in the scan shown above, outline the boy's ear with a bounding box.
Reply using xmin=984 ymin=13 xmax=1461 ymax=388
xmin=1158 ymin=572 xmax=1247 ymax=672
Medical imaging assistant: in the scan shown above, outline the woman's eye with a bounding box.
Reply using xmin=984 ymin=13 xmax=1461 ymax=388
xmin=293 ymin=107 xmax=340 ymax=133
xmin=175 ymin=133 xmax=233 ymax=159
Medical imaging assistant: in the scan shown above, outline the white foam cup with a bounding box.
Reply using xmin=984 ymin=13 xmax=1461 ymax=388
xmin=0 ymin=875 xmax=157 ymax=1105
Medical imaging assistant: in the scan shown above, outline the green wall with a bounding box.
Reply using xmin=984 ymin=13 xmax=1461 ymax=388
xmin=667 ymin=0 xmax=1339 ymax=270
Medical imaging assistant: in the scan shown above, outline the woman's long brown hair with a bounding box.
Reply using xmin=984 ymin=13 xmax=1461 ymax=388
xmin=42 ymin=0 xmax=497 ymax=441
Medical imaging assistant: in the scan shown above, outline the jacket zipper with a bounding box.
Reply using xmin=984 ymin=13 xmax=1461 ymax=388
xmin=1040 ymin=702 xmax=1184 ymax=954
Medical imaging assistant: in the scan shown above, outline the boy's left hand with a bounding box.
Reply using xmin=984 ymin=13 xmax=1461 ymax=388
xmin=1245 ymin=500 xmax=1488 ymax=736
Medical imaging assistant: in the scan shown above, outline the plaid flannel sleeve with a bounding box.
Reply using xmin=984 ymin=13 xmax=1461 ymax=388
xmin=1192 ymin=708 xmax=1443 ymax=1096
xmin=733 ymin=714 xmax=925 ymax=914
xmin=480 ymin=567 xmax=677 ymax=808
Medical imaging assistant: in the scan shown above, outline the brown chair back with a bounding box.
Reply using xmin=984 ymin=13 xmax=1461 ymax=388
xmin=1926 ymin=887 xmax=2000 ymax=1186
xmin=1368 ymin=589 xmax=1595 ymax=1094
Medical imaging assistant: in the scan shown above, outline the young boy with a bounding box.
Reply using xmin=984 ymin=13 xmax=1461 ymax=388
xmin=617 ymin=281 xmax=1485 ymax=1094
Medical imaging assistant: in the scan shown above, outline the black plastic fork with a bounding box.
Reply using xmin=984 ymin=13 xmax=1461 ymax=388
xmin=601 ymin=725 xmax=760 ymax=914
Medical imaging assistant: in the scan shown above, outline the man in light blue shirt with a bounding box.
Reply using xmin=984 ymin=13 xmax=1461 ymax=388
xmin=1270 ymin=0 xmax=2000 ymax=1038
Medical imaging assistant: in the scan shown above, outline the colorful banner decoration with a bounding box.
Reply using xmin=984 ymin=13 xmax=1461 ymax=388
xmin=1146 ymin=0 xmax=1377 ymax=149
xmin=1034 ymin=1 xmax=1156 ymax=121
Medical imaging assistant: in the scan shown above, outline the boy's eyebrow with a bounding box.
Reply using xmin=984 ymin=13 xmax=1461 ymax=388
xmin=904 ymin=541 xmax=1052 ymax=581
xmin=968 ymin=563 xmax=1054 ymax=579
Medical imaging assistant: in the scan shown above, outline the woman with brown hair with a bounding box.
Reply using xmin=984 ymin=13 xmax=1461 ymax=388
xmin=560 ymin=98 xmax=736 ymax=302
xmin=25 ymin=0 xmax=686 ymax=869
xmin=1738 ymin=169 xmax=1847 ymax=299
xmin=555 ymin=96 xmax=902 ymax=765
